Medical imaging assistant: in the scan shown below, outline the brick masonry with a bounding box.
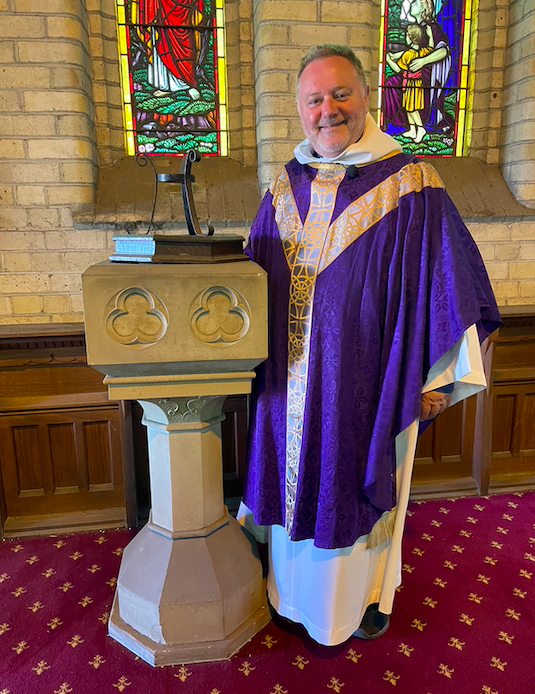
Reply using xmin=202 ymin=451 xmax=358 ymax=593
xmin=0 ymin=0 xmax=533 ymax=326
xmin=252 ymin=0 xmax=379 ymax=192
xmin=501 ymin=0 xmax=535 ymax=208
xmin=468 ymin=0 xmax=510 ymax=167
xmin=468 ymin=221 xmax=535 ymax=305
xmin=0 ymin=0 xmax=98 ymax=324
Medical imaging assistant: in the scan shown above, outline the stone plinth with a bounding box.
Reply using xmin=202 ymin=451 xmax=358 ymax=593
xmin=81 ymin=253 xmax=269 ymax=665
xmin=109 ymin=513 xmax=268 ymax=666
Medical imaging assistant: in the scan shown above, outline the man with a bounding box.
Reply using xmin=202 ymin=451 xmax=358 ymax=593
xmin=238 ymin=44 xmax=500 ymax=646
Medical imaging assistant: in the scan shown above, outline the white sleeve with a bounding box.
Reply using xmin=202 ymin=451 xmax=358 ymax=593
xmin=422 ymin=324 xmax=486 ymax=405
xmin=236 ymin=501 xmax=270 ymax=543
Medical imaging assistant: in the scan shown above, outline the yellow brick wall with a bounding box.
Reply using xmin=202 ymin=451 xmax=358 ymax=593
xmin=501 ymin=0 xmax=535 ymax=209
xmin=0 ymin=0 xmax=98 ymax=325
xmin=0 ymin=228 xmax=110 ymax=324
xmin=86 ymin=0 xmax=124 ymax=166
xmin=468 ymin=222 xmax=535 ymax=305
xmin=468 ymin=0 xmax=509 ymax=166
xmin=224 ymin=0 xmax=257 ymax=167
xmin=253 ymin=0 xmax=379 ymax=191
xmin=0 ymin=0 xmax=534 ymax=327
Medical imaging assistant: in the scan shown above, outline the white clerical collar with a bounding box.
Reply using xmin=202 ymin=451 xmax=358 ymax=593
xmin=293 ymin=113 xmax=401 ymax=167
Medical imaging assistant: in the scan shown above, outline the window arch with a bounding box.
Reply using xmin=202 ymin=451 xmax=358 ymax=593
xmin=378 ymin=0 xmax=477 ymax=156
xmin=115 ymin=0 xmax=228 ymax=156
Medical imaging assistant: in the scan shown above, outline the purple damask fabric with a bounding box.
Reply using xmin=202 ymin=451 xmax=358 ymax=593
xmin=243 ymin=153 xmax=501 ymax=549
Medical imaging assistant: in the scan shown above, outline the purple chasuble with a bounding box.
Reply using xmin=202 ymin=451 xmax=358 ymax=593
xmin=243 ymin=153 xmax=500 ymax=550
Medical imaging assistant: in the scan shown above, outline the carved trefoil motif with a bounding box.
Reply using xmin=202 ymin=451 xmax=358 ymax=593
xmin=105 ymin=287 xmax=168 ymax=347
xmin=190 ymin=286 xmax=250 ymax=345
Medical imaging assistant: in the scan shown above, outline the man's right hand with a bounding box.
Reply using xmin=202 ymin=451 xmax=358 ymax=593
xmin=419 ymin=391 xmax=452 ymax=421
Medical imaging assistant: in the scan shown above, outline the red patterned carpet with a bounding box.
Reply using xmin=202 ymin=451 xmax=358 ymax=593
xmin=1 ymin=492 xmax=534 ymax=694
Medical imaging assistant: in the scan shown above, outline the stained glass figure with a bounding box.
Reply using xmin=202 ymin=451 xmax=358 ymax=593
xmin=116 ymin=0 xmax=228 ymax=156
xmin=378 ymin=0 xmax=476 ymax=156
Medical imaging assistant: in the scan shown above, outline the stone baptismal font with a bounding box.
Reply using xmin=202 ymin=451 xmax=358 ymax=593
xmin=82 ymin=152 xmax=269 ymax=665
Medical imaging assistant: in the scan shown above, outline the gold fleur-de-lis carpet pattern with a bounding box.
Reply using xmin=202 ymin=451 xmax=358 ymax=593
xmin=1 ymin=492 xmax=534 ymax=693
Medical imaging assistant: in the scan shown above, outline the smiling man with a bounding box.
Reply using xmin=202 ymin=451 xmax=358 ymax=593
xmin=296 ymin=53 xmax=370 ymax=159
xmin=238 ymin=45 xmax=500 ymax=646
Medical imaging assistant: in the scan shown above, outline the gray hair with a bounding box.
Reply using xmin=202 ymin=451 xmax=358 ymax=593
xmin=297 ymin=44 xmax=367 ymax=89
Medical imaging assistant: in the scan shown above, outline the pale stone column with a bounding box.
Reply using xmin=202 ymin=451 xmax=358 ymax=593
xmin=106 ymin=384 xmax=270 ymax=664
xmin=85 ymin=0 xmax=124 ymax=166
xmin=138 ymin=396 xmax=227 ymax=532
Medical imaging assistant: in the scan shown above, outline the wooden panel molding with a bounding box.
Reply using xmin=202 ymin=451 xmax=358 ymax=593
xmin=411 ymin=396 xmax=479 ymax=500
xmin=0 ymin=325 xmax=135 ymax=538
xmin=488 ymin=307 xmax=535 ymax=494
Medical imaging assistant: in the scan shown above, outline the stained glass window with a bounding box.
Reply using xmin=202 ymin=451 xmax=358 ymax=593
xmin=378 ymin=0 xmax=477 ymax=156
xmin=115 ymin=0 xmax=228 ymax=156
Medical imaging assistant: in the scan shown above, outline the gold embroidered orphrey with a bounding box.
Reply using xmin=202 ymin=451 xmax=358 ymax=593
xmin=105 ymin=286 xmax=168 ymax=347
xmin=270 ymin=162 xmax=444 ymax=536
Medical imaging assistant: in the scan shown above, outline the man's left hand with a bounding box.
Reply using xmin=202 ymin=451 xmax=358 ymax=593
xmin=419 ymin=391 xmax=452 ymax=421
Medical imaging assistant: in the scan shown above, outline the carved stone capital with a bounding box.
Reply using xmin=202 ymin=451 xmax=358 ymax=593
xmin=138 ymin=395 xmax=227 ymax=426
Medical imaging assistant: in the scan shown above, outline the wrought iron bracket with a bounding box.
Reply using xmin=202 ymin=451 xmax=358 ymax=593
xmin=157 ymin=150 xmax=214 ymax=236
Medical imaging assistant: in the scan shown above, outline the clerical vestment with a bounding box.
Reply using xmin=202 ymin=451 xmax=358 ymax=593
xmin=242 ymin=153 xmax=501 ymax=552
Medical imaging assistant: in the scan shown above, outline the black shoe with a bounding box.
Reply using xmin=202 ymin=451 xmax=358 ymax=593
xmin=353 ymin=603 xmax=390 ymax=640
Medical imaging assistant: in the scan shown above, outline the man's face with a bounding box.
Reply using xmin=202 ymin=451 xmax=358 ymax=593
xmin=297 ymin=56 xmax=370 ymax=159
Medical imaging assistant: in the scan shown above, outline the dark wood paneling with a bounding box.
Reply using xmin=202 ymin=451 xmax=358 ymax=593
xmin=49 ymin=423 xmax=79 ymax=490
xmin=412 ymin=396 xmax=476 ymax=488
xmin=490 ymin=383 xmax=535 ymax=488
xmin=84 ymin=420 xmax=114 ymax=489
xmin=118 ymin=400 xmax=138 ymax=529
xmin=11 ymin=425 xmax=45 ymax=495
xmin=0 ymin=470 xmax=6 ymax=530
xmin=130 ymin=401 xmax=150 ymax=523
xmin=0 ymin=324 xmax=85 ymax=351
xmin=488 ymin=309 xmax=535 ymax=492
xmin=0 ymin=361 xmax=109 ymax=406
xmin=0 ymin=407 xmax=126 ymax=519
xmin=523 ymin=393 xmax=535 ymax=452
xmin=471 ymin=333 xmax=497 ymax=496
xmin=222 ymin=395 xmax=248 ymax=501
xmin=0 ymin=326 xmax=135 ymax=538
xmin=492 ymin=393 xmax=516 ymax=455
